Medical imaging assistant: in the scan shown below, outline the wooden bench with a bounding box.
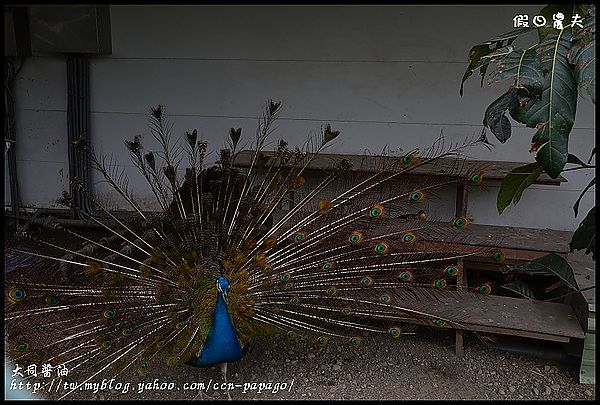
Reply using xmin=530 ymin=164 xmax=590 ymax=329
xmin=233 ymin=150 xmax=589 ymax=358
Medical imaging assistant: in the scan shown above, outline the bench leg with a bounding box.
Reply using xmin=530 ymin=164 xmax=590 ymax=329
xmin=455 ymin=330 xmax=464 ymax=356
xmin=455 ymin=258 xmax=466 ymax=356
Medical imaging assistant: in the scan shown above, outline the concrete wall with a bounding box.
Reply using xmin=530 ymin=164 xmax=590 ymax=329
xmin=7 ymin=5 xmax=595 ymax=230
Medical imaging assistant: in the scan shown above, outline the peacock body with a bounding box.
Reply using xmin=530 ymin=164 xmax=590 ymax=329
xmin=5 ymin=101 xmax=502 ymax=399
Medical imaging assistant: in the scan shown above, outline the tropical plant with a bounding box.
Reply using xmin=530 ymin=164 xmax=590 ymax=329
xmin=461 ymin=4 xmax=595 ymax=299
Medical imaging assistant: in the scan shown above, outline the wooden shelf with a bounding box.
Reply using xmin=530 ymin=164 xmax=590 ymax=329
xmin=233 ymin=150 xmax=567 ymax=185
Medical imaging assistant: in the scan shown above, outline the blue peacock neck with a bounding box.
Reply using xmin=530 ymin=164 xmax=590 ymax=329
xmin=186 ymin=276 xmax=247 ymax=367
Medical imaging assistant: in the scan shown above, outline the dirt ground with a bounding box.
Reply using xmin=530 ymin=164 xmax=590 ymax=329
xmin=11 ymin=330 xmax=591 ymax=401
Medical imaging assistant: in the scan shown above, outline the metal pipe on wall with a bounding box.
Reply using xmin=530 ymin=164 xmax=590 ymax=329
xmin=4 ymin=58 xmax=25 ymax=227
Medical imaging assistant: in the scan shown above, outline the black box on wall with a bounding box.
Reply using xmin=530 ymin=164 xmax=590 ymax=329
xmin=28 ymin=5 xmax=112 ymax=55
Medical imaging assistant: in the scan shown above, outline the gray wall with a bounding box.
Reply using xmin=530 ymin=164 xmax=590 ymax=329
xmin=7 ymin=5 xmax=595 ymax=230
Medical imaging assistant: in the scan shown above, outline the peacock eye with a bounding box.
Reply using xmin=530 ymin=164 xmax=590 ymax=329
xmin=360 ymin=277 xmax=373 ymax=286
xmin=388 ymin=326 xmax=401 ymax=338
xmin=341 ymin=307 xmax=352 ymax=316
xmin=326 ymin=287 xmax=338 ymax=296
xmin=452 ymin=217 xmax=468 ymax=228
xmin=8 ymin=288 xmax=26 ymax=303
xmin=433 ymin=319 xmax=445 ymax=327
xmin=103 ymin=308 xmax=116 ymax=319
xmin=401 ymin=154 xmax=413 ymax=164
xmin=293 ymin=232 xmax=306 ymax=243
xmin=322 ymin=262 xmax=334 ymax=271
xmin=491 ymin=251 xmax=505 ymax=263
xmin=409 ymin=191 xmax=423 ymax=202
xmin=478 ymin=283 xmax=492 ymax=295
xmin=468 ymin=173 xmax=483 ymax=184
xmin=380 ymin=294 xmax=391 ymax=303
xmin=287 ymin=331 xmax=297 ymax=339
xmin=348 ymin=232 xmax=363 ymax=245
xmin=14 ymin=341 xmax=29 ymax=352
xmin=317 ymin=336 xmax=329 ymax=346
xmin=445 ymin=266 xmax=458 ymax=277
xmin=369 ymin=205 xmax=384 ymax=218
xmin=433 ymin=279 xmax=447 ymax=290
xmin=402 ymin=233 xmax=415 ymax=243
xmin=349 ymin=337 xmax=362 ymax=347
xmin=399 ymin=271 xmax=413 ymax=281
xmin=374 ymin=242 xmax=388 ymax=254
xmin=280 ymin=272 xmax=291 ymax=282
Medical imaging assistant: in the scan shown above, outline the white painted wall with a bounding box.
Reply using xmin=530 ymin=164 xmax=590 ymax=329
xmin=8 ymin=5 xmax=595 ymax=230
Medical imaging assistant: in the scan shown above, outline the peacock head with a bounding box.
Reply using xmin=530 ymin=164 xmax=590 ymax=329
xmin=216 ymin=276 xmax=230 ymax=303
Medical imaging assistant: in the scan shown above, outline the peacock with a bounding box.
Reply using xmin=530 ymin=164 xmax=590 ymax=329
xmin=5 ymin=100 xmax=503 ymax=399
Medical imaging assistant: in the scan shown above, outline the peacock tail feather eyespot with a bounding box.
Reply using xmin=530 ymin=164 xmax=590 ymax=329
xmin=289 ymin=296 xmax=300 ymax=305
xmin=369 ymin=204 xmax=384 ymax=218
xmin=491 ymin=251 xmax=505 ymax=263
xmin=379 ymin=294 xmax=391 ymax=304
xmin=322 ymin=262 xmax=335 ymax=271
xmin=8 ymin=287 xmax=26 ymax=303
xmin=103 ymin=308 xmax=117 ymax=319
xmin=360 ymin=276 xmax=374 ymax=286
xmin=348 ymin=231 xmax=364 ymax=245
xmin=445 ymin=266 xmax=459 ymax=277
xmin=468 ymin=172 xmax=484 ymax=184
xmin=45 ymin=295 xmax=59 ymax=306
xmin=452 ymin=217 xmax=468 ymax=228
xmin=122 ymin=327 xmax=133 ymax=336
xmin=175 ymin=321 xmax=186 ymax=330
xmin=399 ymin=271 xmax=413 ymax=281
xmin=388 ymin=326 xmax=401 ymax=338
xmin=293 ymin=232 xmax=306 ymax=243
xmin=349 ymin=337 xmax=362 ymax=348
xmin=433 ymin=319 xmax=447 ymax=328
xmin=280 ymin=272 xmax=291 ymax=282
xmin=374 ymin=242 xmax=389 ymax=254
xmin=101 ymin=339 xmax=113 ymax=349
xmin=341 ymin=307 xmax=352 ymax=316
xmin=287 ymin=330 xmax=298 ymax=339
xmin=317 ymin=336 xmax=329 ymax=346
xmin=409 ymin=191 xmax=424 ymax=202
xmin=326 ymin=287 xmax=338 ymax=296
xmin=401 ymin=153 xmax=415 ymax=164
xmin=433 ymin=279 xmax=447 ymax=290
xmin=478 ymin=283 xmax=492 ymax=295
xmin=14 ymin=341 xmax=29 ymax=352
xmin=402 ymin=232 xmax=416 ymax=243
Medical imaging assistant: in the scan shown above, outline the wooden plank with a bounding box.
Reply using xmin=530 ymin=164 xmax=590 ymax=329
xmin=411 ymin=290 xmax=585 ymax=341
xmin=233 ymin=150 xmax=567 ymax=185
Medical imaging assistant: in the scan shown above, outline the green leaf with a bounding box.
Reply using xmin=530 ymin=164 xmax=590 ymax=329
xmin=572 ymin=37 xmax=595 ymax=104
xmin=510 ymin=30 xmax=578 ymax=178
xmin=567 ymin=153 xmax=587 ymax=166
xmin=460 ymin=27 xmax=535 ymax=96
xmin=497 ymin=162 xmax=544 ymax=214
xmin=570 ymin=206 xmax=596 ymax=259
xmin=537 ymin=4 xmax=584 ymax=42
xmin=501 ymin=280 xmax=535 ymax=300
xmin=483 ymin=88 xmax=519 ymax=143
xmin=573 ymin=177 xmax=595 ymax=217
xmin=523 ymin=253 xmax=577 ymax=290
xmin=489 ymin=49 xmax=545 ymax=95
